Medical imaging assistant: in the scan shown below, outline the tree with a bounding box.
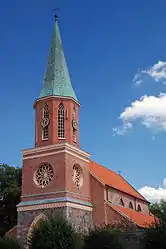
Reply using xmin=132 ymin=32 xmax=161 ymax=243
xmin=83 ymin=226 xmax=124 ymax=249
xmin=143 ymin=200 xmax=166 ymax=249
xmin=150 ymin=200 xmax=166 ymax=228
xmin=0 ymin=236 xmax=23 ymax=249
xmin=0 ymin=163 xmax=22 ymax=236
xmin=28 ymin=212 xmax=83 ymax=249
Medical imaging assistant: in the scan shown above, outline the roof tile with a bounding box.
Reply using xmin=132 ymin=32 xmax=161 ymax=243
xmin=89 ymin=161 xmax=146 ymax=201
xmin=110 ymin=203 xmax=155 ymax=228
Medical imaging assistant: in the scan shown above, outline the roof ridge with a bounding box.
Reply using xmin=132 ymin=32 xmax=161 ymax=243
xmin=119 ymin=174 xmax=148 ymax=203
xmin=89 ymin=160 xmax=116 ymax=174
xmin=89 ymin=160 xmax=147 ymax=202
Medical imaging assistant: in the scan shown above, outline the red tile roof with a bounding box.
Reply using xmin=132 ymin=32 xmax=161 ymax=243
xmin=110 ymin=203 xmax=155 ymax=228
xmin=6 ymin=225 xmax=17 ymax=237
xmin=89 ymin=161 xmax=146 ymax=201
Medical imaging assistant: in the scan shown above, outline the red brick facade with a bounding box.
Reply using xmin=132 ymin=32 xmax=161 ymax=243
xmin=15 ymin=91 xmax=155 ymax=246
xmin=90 ymin=174 xmax=106 ymax=226
xmin=17 ymin=92 xmax=93 ymax=246
xmin=21 ymin=144 xmax=91 ymax=203
xmin=34 ymin=96 xmax=79 ymax=148
xmin=7 ymin=17 xmax=156 ymax=246
xmin=89 ymin=171 xmax=154 ymax=229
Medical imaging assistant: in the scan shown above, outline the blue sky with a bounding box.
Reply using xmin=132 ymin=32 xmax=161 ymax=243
xmin=1 ymin=0 xmax=166 ymax=202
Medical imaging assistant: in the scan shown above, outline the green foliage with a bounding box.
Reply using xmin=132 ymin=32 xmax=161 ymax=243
xmin=28 ymin=212 xmax=83 ymax=249
xmin=143 ymin=200 xmax=166 ymax=249
xmin=0 ymin=163 xmax=22 ymax=236
xmin=143 ymin=227 xmax=166 ymax=249
xmin=0 ymin=236 xmax=23 ymax=249
xmin=83 ymin=226 xmax=124 ymax=249
xmin=150 ymin=200 xmax=166 ymax=229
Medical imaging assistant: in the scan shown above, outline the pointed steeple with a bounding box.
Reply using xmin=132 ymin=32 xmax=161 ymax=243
xmin=40 ymin=16 xmax=78 ymax=101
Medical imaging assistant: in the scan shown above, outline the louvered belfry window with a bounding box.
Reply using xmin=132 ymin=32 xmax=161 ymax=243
xmin=42 ymin=104 xmax=49 ymax=140
xmin=58 ymin=103 xmax=65 ymax=138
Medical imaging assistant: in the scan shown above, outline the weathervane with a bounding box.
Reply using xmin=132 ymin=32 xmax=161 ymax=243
xmin=52 ymin=7 xmax=61 ymax=20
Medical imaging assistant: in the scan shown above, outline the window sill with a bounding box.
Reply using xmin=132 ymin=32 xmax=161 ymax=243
xmin=58 ymin=137 xmax=65 ymax=140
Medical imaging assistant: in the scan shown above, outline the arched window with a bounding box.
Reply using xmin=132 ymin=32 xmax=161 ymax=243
xmin=72 ymin=106 xmax=76 ymax=142
xmin=119 ymin=198 xmax=125 ymax=207
xmin=42 ymin=104 xmax=49 ymax=140
xmin=58 ymin=103 xmax=65 ymax=138
xmin=129 ymin=201 xmax=134 ymax=209
xmin=137 ymin=204 xmax=142 ymax=212
xmin=43 ymin=104 xmax=49 ymax=119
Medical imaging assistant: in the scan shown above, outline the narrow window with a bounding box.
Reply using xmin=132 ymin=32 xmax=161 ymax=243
xmin=119 ymin=198 xmax=125 ymax=207
xmin=43 ymin=104 xmax=49 ymax=119
xmin=42 ymin=127 xmax=49 ymax=140
xmin=72 ymin=106 xmax=76 ymax=142
xmin=42 ymin=104 xmax=49 ymax=140
xmin=137 ymin=204 xmax=142 ymax=212
xmin=58 ymin=103 xmax=65 ymax=138
xmin=129 ymin=201 xmax=134 ymax=209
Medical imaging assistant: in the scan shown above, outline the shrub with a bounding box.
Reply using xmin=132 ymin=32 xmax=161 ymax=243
xmin=0 ymin=236 xmax=23 ymax=249
xmin=143 ymin=227 xmax=166 ymax=249
xmin=83 ymin=226 xmax=124 ymax=249
xmin=28 ymin=212 xmax=83 ymax=249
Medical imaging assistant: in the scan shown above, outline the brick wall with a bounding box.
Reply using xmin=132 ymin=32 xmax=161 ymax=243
xmin=21 ymin=148 xmax=91 ymax=203
xmin=108 ymin=187 xmax=149 ymax=215
xmin=90 ymin=175 xmax=105 ymax=226
xmin=106 ymin=203 xmax=136 ymax=230
xmin=34 ymin=97 xmax=79 ymax=148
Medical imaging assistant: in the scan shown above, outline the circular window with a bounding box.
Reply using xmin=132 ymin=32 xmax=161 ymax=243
xmin=35 ymin=164 xmax=54 ymax=187
xmin=72 ymin=165 xmax=83 ymax=188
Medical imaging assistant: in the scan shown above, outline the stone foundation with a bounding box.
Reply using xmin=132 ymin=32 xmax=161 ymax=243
xmin=17 ymin=206 xmax=93 ymax=247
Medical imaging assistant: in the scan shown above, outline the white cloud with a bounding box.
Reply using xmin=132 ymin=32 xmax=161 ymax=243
xmin=112 ymin=122 xmax=132 ymax=136
xmin=113 ymin=93 xmax=166 ymax=135
xmin=133 ymin=73 xmax=144 ymax=85
xmin=143 ymin=61 xmax=166 ymax=82
xmin=139 ymin=178 xmax=166 ymax=203
xmin=133 ymin=61 xmax=166 ymax=85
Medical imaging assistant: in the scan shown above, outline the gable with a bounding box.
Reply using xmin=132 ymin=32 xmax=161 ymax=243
xmin=88 ymin=161 xmax=147 ymax=202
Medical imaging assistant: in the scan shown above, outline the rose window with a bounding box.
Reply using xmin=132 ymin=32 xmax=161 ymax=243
xmin=35 ymin=164 xmax=54 ymax=187
xmin=72 ymin=165 xmax=83 ymax=188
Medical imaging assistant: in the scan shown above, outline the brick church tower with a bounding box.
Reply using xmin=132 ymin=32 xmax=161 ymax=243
xmin=17 ymin=16 xmax=93 ymax=246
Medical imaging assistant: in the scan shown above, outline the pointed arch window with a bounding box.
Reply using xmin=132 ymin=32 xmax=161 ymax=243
xmin=137 ymin=204 xmax=142 ymax=212
xmin=119 ymin=198 xmax=125 ymax=207
xmin=58 ymin=103 xmax=65 ymax=138
xmin=129 ymin=201 xmax=134 ymax=209
xmin=43 ymin=104 xmax=49 ymax=119
xmin=42 ymin=104 xmax=49 ymax=140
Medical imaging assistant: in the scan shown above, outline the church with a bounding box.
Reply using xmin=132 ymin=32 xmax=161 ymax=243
xmin=8 ymin=16 xmax=155 ymax=246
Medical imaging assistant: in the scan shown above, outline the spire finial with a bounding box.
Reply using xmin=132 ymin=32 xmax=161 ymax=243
xmin=54 ymin=14 xmax=58 ymax=21
xmin=52 ymin=7 xmax=60 ymax=21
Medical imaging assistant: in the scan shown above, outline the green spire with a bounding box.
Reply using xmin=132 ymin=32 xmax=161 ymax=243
xmin=40 ymin=16 xmax=78 ymax=101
